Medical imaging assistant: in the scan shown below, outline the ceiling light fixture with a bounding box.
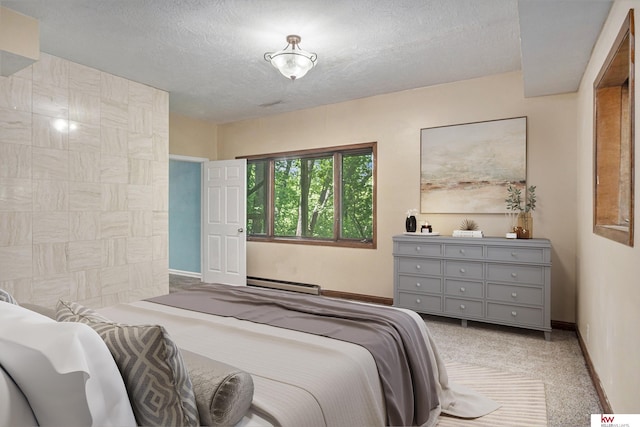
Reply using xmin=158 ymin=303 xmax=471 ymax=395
xmin=264 ymin=35 xmax=317 ymax=81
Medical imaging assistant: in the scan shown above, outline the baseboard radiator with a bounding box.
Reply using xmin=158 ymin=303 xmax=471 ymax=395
xmin=246 ymin=276 xmax=320 ymax=295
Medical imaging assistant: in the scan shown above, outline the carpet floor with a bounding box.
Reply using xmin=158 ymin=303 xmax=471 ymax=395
xmin=425 ymin=314 xmax=601 ymax=427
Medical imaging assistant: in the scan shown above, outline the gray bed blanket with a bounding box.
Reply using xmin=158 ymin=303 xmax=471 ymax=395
xmin=147 ymin=284 xmax=439 ymax=427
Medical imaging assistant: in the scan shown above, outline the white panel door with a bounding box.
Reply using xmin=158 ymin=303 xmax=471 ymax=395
xmin=202 ymin=159 xmax=246 ymax=285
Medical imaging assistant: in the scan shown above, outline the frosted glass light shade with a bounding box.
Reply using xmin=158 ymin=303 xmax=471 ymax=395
xmin=264 ymin=35 xmax=317 ymax=80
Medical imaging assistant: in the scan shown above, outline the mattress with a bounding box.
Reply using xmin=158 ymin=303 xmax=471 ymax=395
xmin=99 ymin=293 xmax=498 ymax=426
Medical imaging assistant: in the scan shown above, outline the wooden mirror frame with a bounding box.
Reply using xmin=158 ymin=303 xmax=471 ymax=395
xmin=593 ymin=9 xmax=635 ymax=247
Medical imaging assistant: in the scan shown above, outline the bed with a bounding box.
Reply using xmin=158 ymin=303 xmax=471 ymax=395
xmin=0 ymin=284 xmax=498 ymax=427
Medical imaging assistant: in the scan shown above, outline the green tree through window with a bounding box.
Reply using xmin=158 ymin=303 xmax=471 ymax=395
xmin=244 ymin=142 xmax=376 ymax=248
xmin=342 ymin=150 xmax=373 ymax=240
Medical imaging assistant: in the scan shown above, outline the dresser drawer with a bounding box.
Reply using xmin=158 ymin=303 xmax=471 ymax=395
xmin=396 ymin=292 xmax=442 ymax=313
xmin=444 ymin=244 xmax=483 ymax=259
xmin=393 ymin=235 xmax=552 ymax=339
xmin=398 ymin=258 xmax=442 ymax=275
xmin=445 ymin=279 xmax=483 ymax=298
xmin=486 ymin=246 xmax=546 ymax=263
xmin=486 ymin=302 xmax=543 ymax=327
xmin=486 ymin=263 xmax=544 ymax=285
xmin=444 ymin=260 xmax=483 ymax=280
xmin=486 ymin=283 xmax=543 ymax=306
xmin=398 ymin=275 xmax=442 ymax=293
xmin=395 ymin=241 xmax=442 ymax=257
xmin=444 ymin=298 xmax=484 ymax=318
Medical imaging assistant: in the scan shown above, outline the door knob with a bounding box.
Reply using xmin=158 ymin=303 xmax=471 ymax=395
xmin=238 ymin=228 xmax=244 ymax=232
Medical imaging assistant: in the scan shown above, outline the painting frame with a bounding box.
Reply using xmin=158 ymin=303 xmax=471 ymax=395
xmin=420 ymin=117 xmax=527 ymax=214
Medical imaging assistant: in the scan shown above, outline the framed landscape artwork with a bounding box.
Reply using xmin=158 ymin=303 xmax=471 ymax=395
xmin=420 ymin=117 xmax=527 ymax=213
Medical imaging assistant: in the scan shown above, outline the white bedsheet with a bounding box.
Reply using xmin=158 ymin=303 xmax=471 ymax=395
xmin=99 ymin=299 xmax=496 ymax=427
xmin=99 ymin=301 xmax=387 ymax=427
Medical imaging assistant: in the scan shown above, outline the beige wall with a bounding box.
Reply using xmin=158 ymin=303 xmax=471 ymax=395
xmin=216 ymin=71 xmax=578 ymax=323
xmin=0 ymin=53 xmax=169 ymax=309
xmin=0 ymin=6 xmax=39 ymax=76
xmin=169 ymin=113 xmax=217 ymax=160
xmin=576 ymin=1 xmax=640 ymax=412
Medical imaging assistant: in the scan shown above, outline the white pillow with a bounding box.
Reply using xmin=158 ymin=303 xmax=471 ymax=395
xmin=0 ymin=303 xmax=136 ymax=427
xmin=0 ymin=365 xmax=38 ymax=427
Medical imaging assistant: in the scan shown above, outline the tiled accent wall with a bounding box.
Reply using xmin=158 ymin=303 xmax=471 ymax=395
xmin=0 ymin=53 xmax=169 ymax=309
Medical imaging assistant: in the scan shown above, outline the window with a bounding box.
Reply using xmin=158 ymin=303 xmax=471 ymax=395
xmin=593 ymin=9 xmax=635 ymax=246
xmin=244 ymin=142 xmax=376 ymax=248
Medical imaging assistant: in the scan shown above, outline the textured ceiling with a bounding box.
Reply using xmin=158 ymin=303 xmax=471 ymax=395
xmin=3 ymin=0 xmax=612 ymax=124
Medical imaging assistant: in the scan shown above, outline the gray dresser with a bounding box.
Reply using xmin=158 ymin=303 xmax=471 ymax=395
xmin=393 ymin=234 xmax=552 ymax=340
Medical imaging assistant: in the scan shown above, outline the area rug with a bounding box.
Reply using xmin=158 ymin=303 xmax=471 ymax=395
xmin=438 ymin=362 xmax=548 ymax=426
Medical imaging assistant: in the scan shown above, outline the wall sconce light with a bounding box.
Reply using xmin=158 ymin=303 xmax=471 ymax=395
xmin=264 ymin=35 xmax=317 ymax=80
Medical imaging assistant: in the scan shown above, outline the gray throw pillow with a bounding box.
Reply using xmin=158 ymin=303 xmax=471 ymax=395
xmin=181 ymin=349 xmax=254 ymax=427
xmin=0 ymin=289 xmax=18 ymax=305
xmin=20 ymin=303 xmax=58 ymax=320
xmin=56 ymin=300 xmax=110 ymax=323
xmin=56 ymin=300 xmax=200 ymax=427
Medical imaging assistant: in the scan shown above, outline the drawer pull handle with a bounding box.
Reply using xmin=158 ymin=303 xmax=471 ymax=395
xmin=511 ymin=272 xmax=517 ymax=278
xmin=416 ymin=265 xmax=421 ymax=270
xmin=416 ymin=246 xmax=421 ymax=252
xmin=511 ymin=311 xmax=517 ymax=317
xmin=460 ymin=268 xmax=466 ymax=273
xmin=460 ymin=287 xmax=466 ymax=293
xmin=416 ymin=298 xmax=421 ymax=304
xmin=460 ymin=249 xmax=465 ymax=254
xmin=511 ymin=252 xmax=517 ymax=257
xmin=460 ymin=304 xmax=466 ymax=310
xmin=416 ymin=283 xmax=421 ymax=288
xmin=511 ymin=292 xmax=517 ymax=298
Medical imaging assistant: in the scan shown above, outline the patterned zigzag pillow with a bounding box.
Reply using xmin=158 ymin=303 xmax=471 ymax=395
xmin=56 ymin=300 xmax=199 ymax=427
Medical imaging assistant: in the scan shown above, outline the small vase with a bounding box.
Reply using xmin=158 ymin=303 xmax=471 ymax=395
xmin=517 ymin=212 xmax=533 ymax=239
xmin=405 ymin=215 xmax=417 ymax=232
xmin=515 ymin=226 xmax=530 ymax=239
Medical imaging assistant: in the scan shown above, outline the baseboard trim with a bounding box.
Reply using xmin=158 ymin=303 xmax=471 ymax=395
xmin=575 ymin=327 xmax=612 ymax=413
xmin=168 ymin=269 xmax=202 ymax=279
xmin=551 ymin=320 xmax=576 ymax=331
xmin=320 ymin=290 xmax=393 ymax=306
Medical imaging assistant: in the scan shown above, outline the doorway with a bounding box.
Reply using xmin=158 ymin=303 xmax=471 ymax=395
xmin=168 ymin=155 xmax=207 ymax=277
